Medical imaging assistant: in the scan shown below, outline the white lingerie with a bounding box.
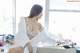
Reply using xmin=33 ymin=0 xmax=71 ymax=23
xmin=27 ymin=26 xmax=40 ymax=37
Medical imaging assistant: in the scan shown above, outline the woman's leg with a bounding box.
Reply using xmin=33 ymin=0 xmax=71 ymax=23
xmin=8 ymin=46 xmax=24 ymax=53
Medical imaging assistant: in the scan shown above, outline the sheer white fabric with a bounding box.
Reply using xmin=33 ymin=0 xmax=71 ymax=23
xmin=30 ymin=29 xmax=57 ymax=47
xmin=15 ymin=17 xmax=29 ymax=53
xmin=15 ymin=17 xmax=29 ymax=47
xmin=15 ymin=17 xmax=61 ymax=53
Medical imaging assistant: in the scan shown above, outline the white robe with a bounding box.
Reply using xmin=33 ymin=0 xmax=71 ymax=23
xmin=15 ymin=17 xmax=29 ymax=53
xmin=15 ymin=17 xmax=61 ymax=53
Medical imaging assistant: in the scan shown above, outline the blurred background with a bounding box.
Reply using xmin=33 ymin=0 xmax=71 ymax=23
xmin=0 ymin=0 xmax=80 ymax=46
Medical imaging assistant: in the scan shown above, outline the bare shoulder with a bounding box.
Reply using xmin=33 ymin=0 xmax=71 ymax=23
xmin=37 ymin=22 xmax=44 ymax=31
xmin=24 ymin=17 xmax=28 ymax=20
xmin=23 ymin=17 xmax=29 ymax=23
xmin=37 ymin=22 xmax=42 ymax=27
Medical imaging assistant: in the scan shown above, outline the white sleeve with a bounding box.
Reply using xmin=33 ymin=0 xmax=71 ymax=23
xmin=15 ymin=17 xmax=30 ymax=47
xmin=30 ymin=29 xmax=57 ymax=47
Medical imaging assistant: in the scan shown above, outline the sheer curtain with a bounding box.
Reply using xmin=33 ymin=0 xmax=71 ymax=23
xmin=0 ymin=0 xmax=16 ymax=35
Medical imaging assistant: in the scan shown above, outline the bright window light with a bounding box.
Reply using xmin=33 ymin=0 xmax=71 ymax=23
xmin=0 ymin=0 xmax=15 ymax=34
xmin=49 ymin=0 xmax=80 ymax=45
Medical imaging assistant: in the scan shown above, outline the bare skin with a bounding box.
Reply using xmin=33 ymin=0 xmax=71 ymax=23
xmin=25 ymin=12 xmax=43 ymax=34
xmin=24 ymin=12 xmax=43 ymax=53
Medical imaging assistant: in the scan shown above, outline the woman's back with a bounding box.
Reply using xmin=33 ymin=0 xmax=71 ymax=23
xmin=24 ymin=17 xmax=41 ymax=39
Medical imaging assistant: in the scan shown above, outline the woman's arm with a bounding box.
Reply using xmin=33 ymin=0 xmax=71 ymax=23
xmin=38 ymin=23 xmax=44 ymax=32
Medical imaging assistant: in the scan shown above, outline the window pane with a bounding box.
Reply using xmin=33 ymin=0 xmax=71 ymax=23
xmin=0 ymin=0 xmax=15 ymax=34
xmin=50 ymin=0 xmax=80 ymax=10
xmin=49 ymin=11 xmax=80 ymax=45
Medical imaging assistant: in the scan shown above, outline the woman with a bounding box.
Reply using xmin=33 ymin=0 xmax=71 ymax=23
xmin=14 ymin=4 xmax=43 ymax=53
xmin=25 ymin=4 xmax=43 ymax=40
xmin=23 ymin=4 xmax=57 ymax=53
xmin=15 ymin=4 xmax=60 ymax=53
xmin=23 ymin=4 xmax=61 ymax=53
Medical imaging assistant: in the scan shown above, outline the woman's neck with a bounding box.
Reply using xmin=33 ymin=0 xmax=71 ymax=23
xmin=30 ymin=17 xmax=38 ymax=22
xmin=30 ymin=17 xmax=37 ymax=22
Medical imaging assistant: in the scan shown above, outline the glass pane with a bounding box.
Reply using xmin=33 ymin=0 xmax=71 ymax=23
xmin=50 ymin=0 xmax=80 ymax=10
xmin=49 ymin=11 xmax=80 ymax=45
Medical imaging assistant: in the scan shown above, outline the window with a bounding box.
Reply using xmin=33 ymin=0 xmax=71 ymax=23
xmin=45 ymin=0 xmax=80 ymax=45
xmin=0 ymin=0 xmax=16 ymax=35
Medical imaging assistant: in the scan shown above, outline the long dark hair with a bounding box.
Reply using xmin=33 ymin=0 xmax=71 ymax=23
xmin=28 ymin=4 xmax=43 ymax=18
